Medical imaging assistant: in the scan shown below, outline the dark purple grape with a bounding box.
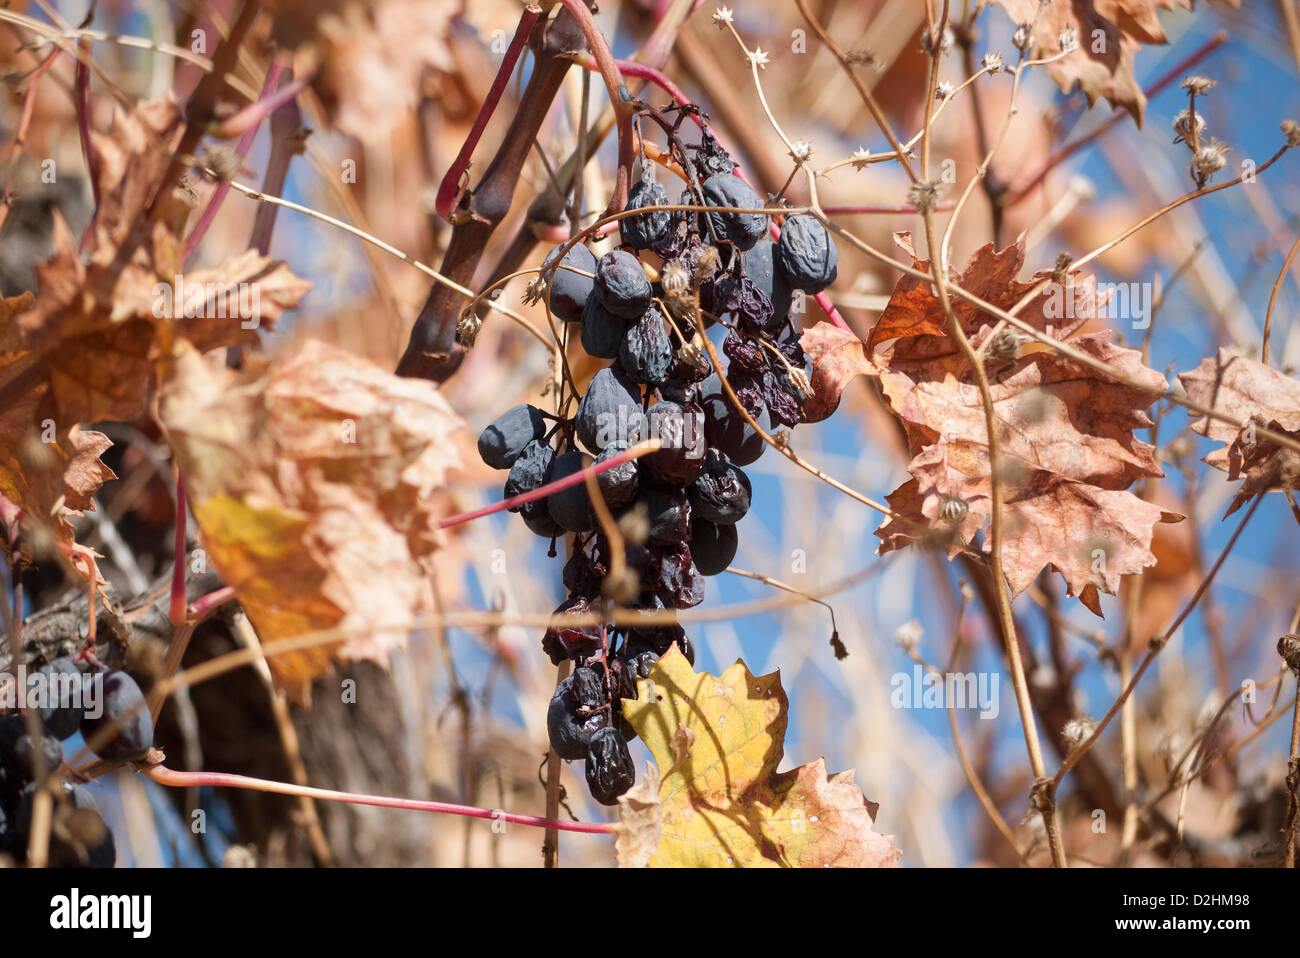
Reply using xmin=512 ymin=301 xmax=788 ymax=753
xmin=477 ymin=404 xmax=547 ymax=470
xmin=594 ymin=441 xmax=640 ymax=510
xmin=700 ymin=373 xmax=767 ymax=466
xmin=744 ymin=240 xmax=792 ymax=330
xmin=576 ymin=367 xmax=643 ymax=453
xmin=647 ymin=543 xmax=705 ymax=609
xmin=641 ymin=401 xmax=706 ymax=486
xmin=541 ymin=596 xmax=604 ymax=664
xmin=544 ymin=242 xmax=597 ymax=324
xmin=777 ymin=214 xmax=838 ymax=293
xmin=626 ymin=622 xmax=696 ymax=665
xmin=621 ymin=176 xmax=673 ymax=250
xmin=80 ymin=671 xmax=153 ymax=763
xmin=0 ymin=715 xmax=63 ymax=784
xmin=688 ymin=451 xmax=752 ymax=525
xmin=546 ymin=451 xmax=596 ymax=533
xmin=580 ymin=296 xmax=627 ymax=360
xmin=36 ymin=657 xmax=85 ymax=740
xmin=619 ymin=306 xmax=673 ymax=386
xmin=584 ymin=726 xmax=635 ymax=805
xmin=642 ymin=486 xmax=691 ymax=546
xmin=16 ymin=781 xmax=114 ymax=868
xmin=622 ymin=638 xmax=661 ymax=678
xmin=690 ymin=517 xmax=738 ymax=575
xmin=596 ymin=250 xmax=653 ymax=319
xmin=701 ymin=173 xmax=767 ymax=251
xmin=547 ymin=670 xmax=610 ymax=760
xmin=504 ymin=439 xmax=555 ymax=508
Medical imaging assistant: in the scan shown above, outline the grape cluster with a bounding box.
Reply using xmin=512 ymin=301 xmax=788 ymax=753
xmin=478 ymin=121 xmax=837 ymax=806
xmin=0 ymin=660 xmax=156 ymax=867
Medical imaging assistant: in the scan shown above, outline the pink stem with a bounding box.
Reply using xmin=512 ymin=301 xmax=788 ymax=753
xmin=184 ymin=59 xmax=286 ymax=263
xmin=206 ymin=74 xmax=308 ymax=139
xmin=146 ymin=764 xmax=617 ymax=834
xmin=572 ymin=52 xmax=701 ymax=128
xmin=189 ymin=585 xmax=236 ymax=621
xmin=439 ymin=440 xmax=660 ymax=529
xmin=435 ymin=6 xmax=543 ymax=222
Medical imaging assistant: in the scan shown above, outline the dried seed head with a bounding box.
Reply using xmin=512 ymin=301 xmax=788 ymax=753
xmin=935 ymin=81 xmax=954 ymax=101
xmin=1052 ymin=251 xmax=1073 ymax=284
xmin=602 ymin=568 xmax=640 ymax=604
xmin=523 ymin=274 xmax=547 ymax=307
xmin=1062 ymin=717 xmax=1096 ymax=747
xmin=1058 ymin=27 xmax=1079 ymax=54
xmin=921 ymin=26 xmax=954 ymax=57
xmin=938 ymin=494 xmax=969 ymax=525
xmin=1181 ymin=74 xmax=1216 ymax=95
xmin=618 ymin=505 xmax=650 ymax=546
xmin=1012 ymin=22 xmax=1033 ymax=53
xmin=850 ymin=147 xmax=872 ymax=171
xmin=1191 ymin=137 xmax=1230 ymax=187
xmin=1283 ymin=119 xmax=1300 ymax=148
xmin=660 ymin=260 xmax=691 ymax=300
xmin=789 ymin=140 xmax=813 ymax=163
xmin=907 ymin=178 xmax=942 ymax=215
xmin=201 ymin=147 xmax=244 ymax=182
xmin=894 ymin=619 xmax=923 ymax=655
xmin=771 ymin=429 xmax=790 ymax=450
xmin=986 ymin=327 xmax=1021 ymax=364
xmin=786 ymin=366 xmax=813 ymax=401
xmin=846 ymin=48 xmax=877 ymax=68
xmin=982 ymin=51 xmax=1005 ymax=74
xmin=1279 ymin=633 xmax=1300 ymax=673
xmin=693 ymin=244 xmax=720 ymax=279
xmin=679 ymin=340 xmax=708 ymax=371
xmin=1172 ymin=108 xmax=1205 ymax=145
xmin=456 ymin=310 xmax=482 ymax=348
xmin=712 ymin=6 xmax=734 ymax=26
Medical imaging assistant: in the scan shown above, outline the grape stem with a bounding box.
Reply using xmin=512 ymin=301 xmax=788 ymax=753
xmin=145 ymin=764 xmax=616 ymax=835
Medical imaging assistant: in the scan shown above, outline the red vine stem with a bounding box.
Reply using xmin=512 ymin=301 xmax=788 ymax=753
xmin=189 ymin=585 xmax=236 ymax=621
xmin=145 ymin=764 xmax=617 ymax=834
xmin=184 ymin=58 xmax=287 ymax=263
xmin=435 ymin=5 xmax=542 ymax=222
xmin=438 ymin=438 xmax=661 ymax=529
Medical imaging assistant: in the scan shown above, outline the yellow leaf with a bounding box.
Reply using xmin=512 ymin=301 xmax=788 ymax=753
xmin=620 ymin=648 xmax=900 ymax=868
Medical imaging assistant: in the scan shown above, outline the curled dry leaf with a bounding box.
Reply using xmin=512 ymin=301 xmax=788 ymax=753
xmin=992 ymin=0 xmax=1198 ymax=124
xmin=798 ymin=322 xmax=875 ymax=423
xmin=839 ymin=234 xmax=1175 ymax=612
xmin=619 ymin=647 xmax=900 ymax=867
xmin=0 ymin=294 xmax=115 ymax=560
xmin=15 ymin=98 xmax=310 ymax=425
xmin=1179 ymin=349 xmax=1300 ymax=516
xmin=614 ymin=762 xmax=662 ymax=868
xmin=160 ymin=340 xmax=464 ymax=704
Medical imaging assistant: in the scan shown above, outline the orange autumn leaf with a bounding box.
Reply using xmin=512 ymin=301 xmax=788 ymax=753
xmin=159 ymin=340 xmax=464 ymax=704
xmin=823 ymin=234 xmax=1176 ymax=611
xmin=16 ymin=98 xmax=310 ymax=426
xmin=0 ymin=292 xmax=115 ymax=559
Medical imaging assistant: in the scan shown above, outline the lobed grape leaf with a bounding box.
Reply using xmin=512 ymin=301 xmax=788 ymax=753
xmin=991 ymin=0 xmax=1209 ymax=124
xmin=1179 ymin=349 xmax=1300 ymax=515
xmin=617 ymin=647 xmax=900 ymax=867
xmin=15 ymin=98 xmax=310 ymax=426
xmin=160 ymin=340 xmax=463 ymax=703
xmin=0 ymin=292 xmax=116 ymax=560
